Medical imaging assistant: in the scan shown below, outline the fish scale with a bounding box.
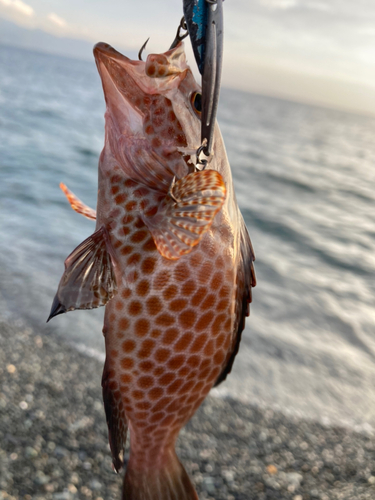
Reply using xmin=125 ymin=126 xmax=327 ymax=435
xmin=101 ymin=170 xmax=235 ymax=466
xmin=49 ymin=41 xmax=255 ymax=500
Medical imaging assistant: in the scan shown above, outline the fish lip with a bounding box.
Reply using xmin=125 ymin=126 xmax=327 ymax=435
xmin=93 ymin=42 xmax=134 ymax=66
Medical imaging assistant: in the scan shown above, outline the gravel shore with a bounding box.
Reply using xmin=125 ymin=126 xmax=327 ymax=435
xmin=1 ymin=319 xmax=375 ymax=500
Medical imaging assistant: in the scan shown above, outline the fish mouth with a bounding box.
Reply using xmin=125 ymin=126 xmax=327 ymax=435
xmin=93 ymin=42 xmax=146 ymax=135
xmin=93 ymin=41 xmax=189 ymax=138
xmin=93 ymin=41 xmax=188 ymax=100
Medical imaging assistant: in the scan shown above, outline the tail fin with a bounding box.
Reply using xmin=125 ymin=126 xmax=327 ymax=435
xmin=123 ymin=449 xmax=198 ymax=500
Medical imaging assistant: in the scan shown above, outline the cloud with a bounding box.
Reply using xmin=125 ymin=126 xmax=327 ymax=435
xmin=260 ymin=0 xmax=298 ymax=9
xmin=0 ymin=0 xmax=34 ymax=16
xmin=48 ymin=12 xmax=67 ymax=28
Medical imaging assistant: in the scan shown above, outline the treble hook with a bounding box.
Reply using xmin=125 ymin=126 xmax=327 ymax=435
xmin=138 ymin=37 xmax=150 ymax=61
xmin=170 ymin=17 xmax=189 ymax=50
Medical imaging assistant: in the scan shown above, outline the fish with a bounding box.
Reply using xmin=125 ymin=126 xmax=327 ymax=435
xmin=48 ymin=41 xmax=256 ymax=500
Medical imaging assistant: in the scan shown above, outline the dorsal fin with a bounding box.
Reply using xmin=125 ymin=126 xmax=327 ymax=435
xmin=142 ymin=169 xmax=226 ymax=260
xmin=214 ymin=216 xmax=256 ymax=386
xmin=60 ymin=183 xmax=97 ymax=220
xmin=47 ymin=226 xmax=117 ymax=321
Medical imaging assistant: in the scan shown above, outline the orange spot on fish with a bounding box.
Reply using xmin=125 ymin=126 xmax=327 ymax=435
xmin=190 ymin=334 xmax=206 ymax=353
xmin=174 ymin=332 xmax=193 ymax=352
xmin=136 ymin=280 xmax=150 ymax=297
xmin=167 ymin=355 xmax=185 ymax=370
xmin=187 ymin=355 xmax=200 ymax=368
xmin=201 ymin=294 xmax=216 ymax=310
xmin=142 ymin=237 xmax=157 ymax=252
xmin=125 ymin=201 xmax=137 ymax=211
xmin=214 ymin=350 xmax=225 ymax=365
xmin=135 ymin=318 xmax=150 ymax=337
xmin=115 ymin=193 xmax=127 ymax=204
xmin=151 ymin=329 xmax=162 ymax=339
xmin=163 ymin=285 xmax=178 ymax=300
xmin=132 ymin=390 xmax=144 ymax=400
xmin=120 ymin=357 xmax=134 ymax=369
xmin=212 ymin=314 xmax=226 ymax=335
xmin=138 ymin=339 xmax=155 ymax=358
xmin=141 ymin=257 xmax=156 ymax=274
xmin=211 ymin=272 xmax=223 ymax=290
xmin=121 ymin=373 xmax=132 ymax=384
xmin=127 ymin=253 xmax=141 ymax=266
xmin=121 ymin=289 xmax=131 ymax=299
xmin=146 ymin=296 xmax=163 ymax=316
xmin=124 ymin=179 xmax=138 ymax=188
xmin=154 ymin=348 xmax=170 ymax=363
xmin=122 ymin=340 xmax=136 ymax=353
xmin=179 ymin=309 xmax=196 ymax=329
xmin=158 ymin=372 xmax=175 ymax=386
xmin=181 ymin=280 xmax=196 ymax=296
xmin=196 ymin=311 xmax=214 ymax=331
xmin=115 ymin=300 xmax=124 ymax=311
xmin=120 ymin=245 xmax=133 ymax=256
xmin=191 ymin=287 xmax=207 ymax=307
xmin=131 ymin=230 xmax=148 ymax=243
xmin=139 ymin=360 xmax=154 ymax=372
xmin=169 ymin=299 xmax=187 ymax=312
xmin=162 ymin=328 xmax=179 ymax=345
xmin=138 ymin=376 xmax=154 ymax=389
xmin=149 ymin=387 xmax=164 ymax=400
xmin=155 ymin=313 xmax=174 ymax=327
xmin=118 ymin=318 xmax=129 ymax=330
xmin=128 ymin=300 xmax=142 ymax=316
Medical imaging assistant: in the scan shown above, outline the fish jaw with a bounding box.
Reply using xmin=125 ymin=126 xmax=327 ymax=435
xmin=93 ymin=42 xmax=203 ymax=186
xmin=94 ymin=42 xmax=145 ymax=138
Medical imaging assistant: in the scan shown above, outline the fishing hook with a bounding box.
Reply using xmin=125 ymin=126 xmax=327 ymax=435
xmin=170 ymin=17 xmax=189 ymax=50
xmin=195 ymin=143 xmax=209 ymax=171
xmin=138 ymin=37 xmax=150 ymax=61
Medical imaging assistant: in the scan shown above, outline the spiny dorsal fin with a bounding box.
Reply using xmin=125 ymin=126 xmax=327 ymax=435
xmin=142 ymin=170 xmax=226 ymax=260
xmin=47 ymin=226 xmax=117 ymax=321
xmin=60 ymin=182 xmax=97 ymax=220
xmin=214 ymin=216 xmax=256 ymax=386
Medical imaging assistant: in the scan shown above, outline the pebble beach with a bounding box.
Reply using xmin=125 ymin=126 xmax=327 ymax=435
xmin=1 ymin=319 xmax=375 ymax=500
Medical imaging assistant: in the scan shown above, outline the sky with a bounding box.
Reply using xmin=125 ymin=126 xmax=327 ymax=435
xmin=1 ymin=0 xmax=375 ymax=115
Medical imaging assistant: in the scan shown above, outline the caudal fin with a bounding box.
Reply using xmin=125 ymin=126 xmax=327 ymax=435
xmin=123 ymin=449 xmax=198 ymax=500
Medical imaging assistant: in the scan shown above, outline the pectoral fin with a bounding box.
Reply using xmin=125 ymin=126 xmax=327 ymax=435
xmin=47 ymin=226 xmax=117 ymax=322
xmin=60 ymin=183 xmax=97 ymax=220
xmin=143 ymin=170 xmax=226 ymax=260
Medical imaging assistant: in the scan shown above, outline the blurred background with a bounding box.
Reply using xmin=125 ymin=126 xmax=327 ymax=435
xmin=1 ymin=0 xmax=375 ymax=433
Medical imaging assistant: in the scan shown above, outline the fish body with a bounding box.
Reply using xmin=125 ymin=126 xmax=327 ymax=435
xmin=50 ymin=41 xmax=255 ymax=500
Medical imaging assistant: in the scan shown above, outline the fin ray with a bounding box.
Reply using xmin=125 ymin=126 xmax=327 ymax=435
xmin=60 ymin=183 xmax=97 ymax=220
xmin=102 ymin=359 xmax=128 ymax=472
xmin=47 ymin=226 xmax=117 ymax=321
xmin=143 ymin=170 xmax=226 ymax=260
xmin=215 ymin=216 xmax=256 ymax=386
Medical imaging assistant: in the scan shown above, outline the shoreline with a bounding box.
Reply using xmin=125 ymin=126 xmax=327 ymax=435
xmin=1 ymin=320 xmax=375 ymax=500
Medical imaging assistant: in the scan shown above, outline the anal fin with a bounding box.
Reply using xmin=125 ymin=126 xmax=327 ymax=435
xmin=102 ymin=360 xmax=128 ymax=472
xmin=143 ymin=169 xmax=226 ymax=260
xmin=60 ymin=183 xmax=97 ymax=220
xmin=47 ymin=226 xmax=117 ymax=321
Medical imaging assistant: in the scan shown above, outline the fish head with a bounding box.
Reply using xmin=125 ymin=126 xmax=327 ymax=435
xmin=94 ymin=42 xmax=204 ymax=187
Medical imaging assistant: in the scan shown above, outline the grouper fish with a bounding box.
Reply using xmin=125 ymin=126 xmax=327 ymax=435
xmin=49 ymin=41 xmax=256 ymax=500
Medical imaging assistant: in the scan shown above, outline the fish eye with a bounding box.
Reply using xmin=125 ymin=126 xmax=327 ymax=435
xmin=191 ymin=92 xmax=202 ymax=115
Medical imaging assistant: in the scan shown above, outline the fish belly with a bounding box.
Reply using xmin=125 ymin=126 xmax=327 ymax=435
xmin=100 ymin=169 xmax=237 ymax=468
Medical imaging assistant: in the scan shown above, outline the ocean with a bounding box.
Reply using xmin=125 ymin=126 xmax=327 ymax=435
xmin=1 ymin=44 xmax=375 ymax=433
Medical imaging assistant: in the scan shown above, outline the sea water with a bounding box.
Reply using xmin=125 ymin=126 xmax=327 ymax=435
xmin=1 ymin=45 xmax=375 ymax=431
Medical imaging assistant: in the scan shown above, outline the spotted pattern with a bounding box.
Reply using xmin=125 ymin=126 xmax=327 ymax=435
xmin=100 ymin=166 xmax=236 ymax=471
xmin=89 ymin=41 xmax=255 ymax=500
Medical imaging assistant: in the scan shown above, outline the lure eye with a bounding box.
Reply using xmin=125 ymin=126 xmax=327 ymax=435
xmin=191 ymin=92 xmax=202 ymax=115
